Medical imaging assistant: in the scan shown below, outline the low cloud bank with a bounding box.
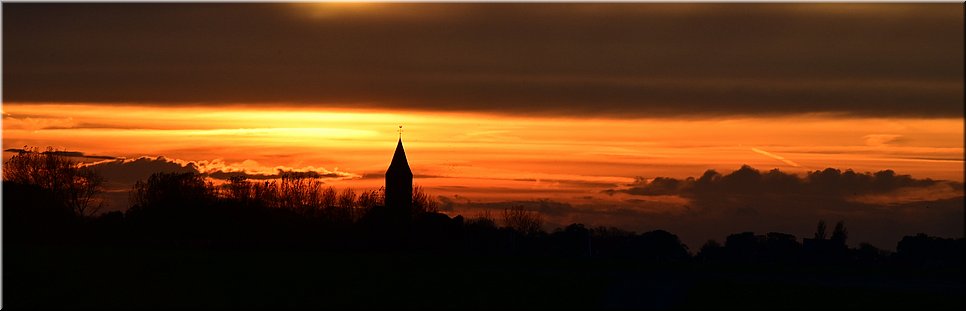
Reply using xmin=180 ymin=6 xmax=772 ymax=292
xmin=84 ymin=156 xmax=359 ymax=211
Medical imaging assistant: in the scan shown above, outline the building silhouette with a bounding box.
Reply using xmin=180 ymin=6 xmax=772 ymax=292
xmin=385 ymin=137 xmax=413 ymax=211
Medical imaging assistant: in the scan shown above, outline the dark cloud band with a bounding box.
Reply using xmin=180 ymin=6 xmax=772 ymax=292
xmin=4 ymin=3 xmax=962 ymax=118
xmin=605 ymin=165 xmax=962 ymax=203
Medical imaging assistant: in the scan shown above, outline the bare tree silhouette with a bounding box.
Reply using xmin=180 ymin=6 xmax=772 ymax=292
xmin=503 ymin=206 xmax=542 ymax=236
xmin=337 ymin=188 xmax=357 ymax=221
xmin=355 ymin=187 xmax=384 ymax=220
xmin=3 ymin=147 xmax=105 ymax=217
xmin=412 ymin=185 xmax=439 ymax=214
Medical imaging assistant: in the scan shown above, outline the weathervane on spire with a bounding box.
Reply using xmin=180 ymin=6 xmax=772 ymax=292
xmin=398 ymin=125 xmax=403 ymax=139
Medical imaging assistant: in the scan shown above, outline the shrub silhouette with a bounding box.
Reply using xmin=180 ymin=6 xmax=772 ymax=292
xmin=467 ymin=210 xmax=497 ymax=228
xmin=894 ymin=233 xmax=965 ymax=267
xmin=635 ymin=230 xmax=690 ymax=262
xmin=696 ymin=239 xmax=725 ymax=262
xmin=550 ymin=223 xmax=592 ymax=257
xmin=718 ymin=231 xmax=803 ymax=263
xmin=814 ymin=220 xmax=827 ymax=240
xmin=831 ymin=221 xmax=848 ymax=244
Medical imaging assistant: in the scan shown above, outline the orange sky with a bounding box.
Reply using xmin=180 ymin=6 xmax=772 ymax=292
xmin=4 ymin=102 xmax=962 ymax=185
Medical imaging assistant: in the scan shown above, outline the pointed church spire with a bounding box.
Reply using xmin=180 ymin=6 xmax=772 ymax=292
xmin=386 ymin=127 xmax=413 ymax=210
xmin=388 ymin=136 xmax=412 ymax=174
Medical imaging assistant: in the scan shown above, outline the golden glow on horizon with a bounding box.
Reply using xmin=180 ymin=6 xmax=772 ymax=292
xmin=3 ymin=103 xmax=964 ymax=197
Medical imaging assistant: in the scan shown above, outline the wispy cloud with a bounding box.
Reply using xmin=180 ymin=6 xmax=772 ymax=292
xmin=751 ymin=147 xmax=800 ymax=167
xmin=863 ymin=134 xmax=904 ymax=147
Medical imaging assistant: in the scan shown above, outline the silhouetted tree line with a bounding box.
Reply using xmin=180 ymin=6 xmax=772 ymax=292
xmin=4 ymin=149 xmax=963 ymax=268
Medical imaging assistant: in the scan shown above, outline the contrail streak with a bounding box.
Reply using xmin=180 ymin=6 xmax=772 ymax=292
xmin=751 ymin=147 xmax=801 ymax=167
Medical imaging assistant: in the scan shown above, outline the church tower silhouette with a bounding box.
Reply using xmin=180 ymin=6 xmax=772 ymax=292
xmin=385 ymin=132 xmax=413 ymax=211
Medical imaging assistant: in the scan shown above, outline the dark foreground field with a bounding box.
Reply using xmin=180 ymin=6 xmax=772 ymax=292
xmin=6 ymin=245 xmax=963 ymax=310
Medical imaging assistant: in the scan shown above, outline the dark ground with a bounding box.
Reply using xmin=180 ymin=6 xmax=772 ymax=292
xmin=5 ymin=245 xmax=963 ymax=310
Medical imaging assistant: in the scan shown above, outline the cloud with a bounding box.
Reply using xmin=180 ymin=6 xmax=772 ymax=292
xmin=4 ymin=148 xmax=117 ymax=160
xmin=598 ymin=165 xmax=963 ymax=249
xmin=86 ymin=156 xmax=198 ymax=187
xmin=207 ymin=169 xmax=346 ymax=180
xmin=2 ymin=114 xmax=79 ymax=130
xmin=4 ymin=3 xmax=961 ymax=118
xmin=86 ymin=156 xmax=359 ymax=183
xmin=608 ymin=165 xmax=955 ymax=202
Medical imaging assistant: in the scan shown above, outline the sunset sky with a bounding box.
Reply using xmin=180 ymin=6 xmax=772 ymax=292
xmin=3 ymin=3 xmax=963 ymax=249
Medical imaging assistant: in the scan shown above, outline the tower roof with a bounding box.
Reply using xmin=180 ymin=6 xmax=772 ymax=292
xmin=387 ymin=138 xmax=412 ymax=176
